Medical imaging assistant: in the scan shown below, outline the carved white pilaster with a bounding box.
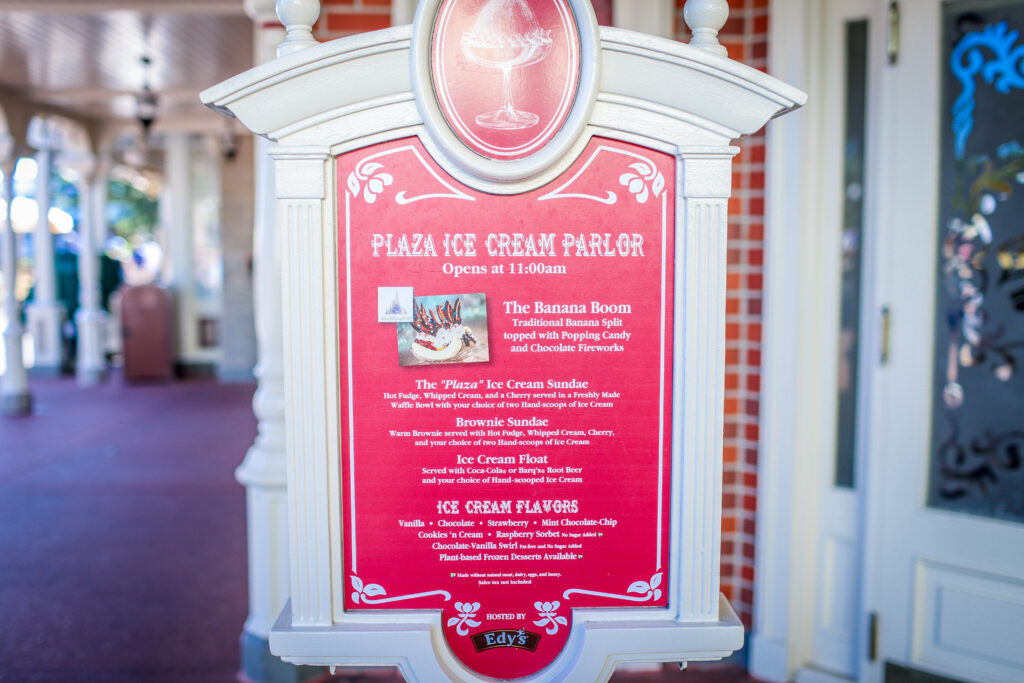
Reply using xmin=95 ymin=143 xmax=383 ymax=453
xmin=673 ymin=152 xmax=733 ymax=620
xmin=25 ymin=142 xmax=65 ymax=372
xmin=272 ymin=146 xmax=333 ymax=626
xmin=1 ymin=147 xmax=32 ymax=415
xmin=684 ymin=0 xmax=729 ymax=57
xmin=61 ymin=152 xmax=107 ymax=386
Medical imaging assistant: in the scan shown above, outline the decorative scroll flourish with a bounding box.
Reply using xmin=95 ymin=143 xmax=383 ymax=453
xmin=538 ymin=146 xmax=666 ymax=204
xmin=619 ymin=161 xmax=665 ymax=204
xmin=347 ymin=145 xmax=475 ymax=204
xmin=447 ymin=601 xmax=482 ymax=636
xmin=562 ymin=572 xmax=663 ymax=603
xmin=935 ymin=422 xmax=1024 ymax=500
xmin=532 ymin=601 xmax=568 ymax=635
xmin=951 ymin=22 xmax=1024 ymax=158
xmin=349 ymin=576 xmax=452 ymax=605
xmin=347 ymin=162 xmax=393 ymax=204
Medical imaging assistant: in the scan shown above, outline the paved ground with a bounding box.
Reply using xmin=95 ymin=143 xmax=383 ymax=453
xmin=0 ymin=374 xmax=253 ymax=683
xmin=0 ymin=374 xmax=758 ymax=683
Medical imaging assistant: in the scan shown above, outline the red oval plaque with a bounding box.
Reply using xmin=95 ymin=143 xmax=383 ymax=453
xmin=431 ymin=0 xmax=581 ymax=162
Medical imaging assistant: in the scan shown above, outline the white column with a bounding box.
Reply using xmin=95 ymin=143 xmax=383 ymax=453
xmin=73 ymin=155 xmax=107 ymax=386
xmin=236 ymin=1 xmax=303 ymax=680
xmin=612 ymin=0 xmax=675 ymax=38
xmin=750 ymin=2 xmax=811 ymax=678
xmin=163 ymin=132 xmax=193 ymax=367
xmin=390 ymin=0 xmax=417 ymax=26
xmin=25 ymin=144 xmax=65 ymax=373
xmin=1 ymin=146 xmax=32 ymax=415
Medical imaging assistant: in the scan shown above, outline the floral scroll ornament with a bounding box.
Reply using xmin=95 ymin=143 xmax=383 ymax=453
xmin=626 ymin=572 xmax=664 ymax=601
xmin=447 ymin=602 xmax=482 ymax=636
xmin=951 ymin=21 xmax=1024 ymax=159
xmin=349 ymin=576 xmax=451 ymax=605
xmin=562 ymin=572 xmax=663 ymax=603
xmin=350 ymin=575 xmax=386 ymax=604
xmin=619 ymin=162 xmax=665 ymax=204
xmin=533 ymin=601 xmax=568 ymax=635
xmin=346 ymin=146 xmax=474 ymax=204
xmin=538 ymin=146 xmax=666 ymax=205
xmin=347 ymin=162 xmax=394 ymax=204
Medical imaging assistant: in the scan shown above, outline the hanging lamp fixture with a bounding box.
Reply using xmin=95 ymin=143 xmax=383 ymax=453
xmin=136 ymin=56 xmax=158 ymax=135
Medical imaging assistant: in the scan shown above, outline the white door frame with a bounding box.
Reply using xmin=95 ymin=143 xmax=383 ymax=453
xmin=753 ymin=0 xmax=886 ymax=680
xmin=749 ymin=1 xmax=820 ymax=679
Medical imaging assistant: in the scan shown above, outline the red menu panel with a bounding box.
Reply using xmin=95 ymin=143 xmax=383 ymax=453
xmin=339 ymin=136 xmax=674 ymax=679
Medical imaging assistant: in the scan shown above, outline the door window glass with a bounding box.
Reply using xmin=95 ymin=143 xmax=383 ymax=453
xmin=835 ymin=19 xmax=869 ymax=489
xmin=929 ymin=0 xmax=1024 ymax=522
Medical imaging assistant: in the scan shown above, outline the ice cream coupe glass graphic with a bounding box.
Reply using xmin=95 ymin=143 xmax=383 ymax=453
xmin=460 ymin=0 xmax=554 ymax=130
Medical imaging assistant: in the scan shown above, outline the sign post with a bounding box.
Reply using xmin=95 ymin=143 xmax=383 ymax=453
xmin=203 ymin=0 xmax=804 ymax=679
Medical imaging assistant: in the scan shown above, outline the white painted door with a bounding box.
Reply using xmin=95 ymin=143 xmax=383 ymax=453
xmin=861 ymin=0 xmax=1024 ymax=681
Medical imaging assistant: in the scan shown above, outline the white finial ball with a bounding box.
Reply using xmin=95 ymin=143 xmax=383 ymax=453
xmin=684 ymin=0 xmax=729 ymax=34
xmin=277 ymin=0 xmax=320 ymax=29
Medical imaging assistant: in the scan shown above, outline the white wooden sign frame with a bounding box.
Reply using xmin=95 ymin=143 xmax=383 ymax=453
xmin=203 ymin=1 xmax=803 ymax=680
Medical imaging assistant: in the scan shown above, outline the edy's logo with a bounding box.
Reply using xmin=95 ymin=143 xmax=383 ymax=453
xmin=471 ymin=628 xmax=541 ymax=653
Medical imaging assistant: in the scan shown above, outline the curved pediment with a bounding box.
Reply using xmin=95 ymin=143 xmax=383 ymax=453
xmin=202 ymin=18 xmax=803 ymax=192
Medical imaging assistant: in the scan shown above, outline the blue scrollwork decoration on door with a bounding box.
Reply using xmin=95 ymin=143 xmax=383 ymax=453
xmin=930 ymin=3 xmax=1024 ymax=523
xmin=951 ymin=21 xmax=1024 ymax=158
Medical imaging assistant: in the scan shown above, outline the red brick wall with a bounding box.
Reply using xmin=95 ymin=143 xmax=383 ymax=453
xmin=315 ymin=0 xmax=391 ymax=39
xmin=314 ymin=0 xmax=612 ymax=40
xmin=676 ymin=0 xmax=769 ymax=631
xmin=313 ymin=0 xmax=768 ymax=635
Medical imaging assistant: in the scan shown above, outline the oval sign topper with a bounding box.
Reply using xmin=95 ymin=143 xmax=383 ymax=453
xmin=431 ymin=0 xmax=582 ymax=162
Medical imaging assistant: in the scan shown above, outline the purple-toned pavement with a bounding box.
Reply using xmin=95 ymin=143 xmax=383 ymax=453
xmin=0 ymin=374 xmax=253 ymax=683
xmin=0 ymin=374 xmax=757 ymax=683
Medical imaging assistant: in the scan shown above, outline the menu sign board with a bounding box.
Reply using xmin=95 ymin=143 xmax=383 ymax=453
xmin=203 ymin=0 xmax=803 ymax=675
xmin=339 ymin=135 xmax=675 ymax=679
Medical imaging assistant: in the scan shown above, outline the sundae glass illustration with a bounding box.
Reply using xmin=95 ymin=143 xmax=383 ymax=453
xmin=460 ymin=0 xmax=553 ymax=130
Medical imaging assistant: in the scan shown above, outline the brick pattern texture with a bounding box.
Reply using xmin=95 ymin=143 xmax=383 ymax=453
xmin=676 ymin=0 xmax=769 ymax=631
xmin=316 ymin=0 xmax=391 ymax=39
xmin=313 ymin=0 xmax=767 ymax=635
xmin=315 ymin=0 xmax=613 ymax=41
